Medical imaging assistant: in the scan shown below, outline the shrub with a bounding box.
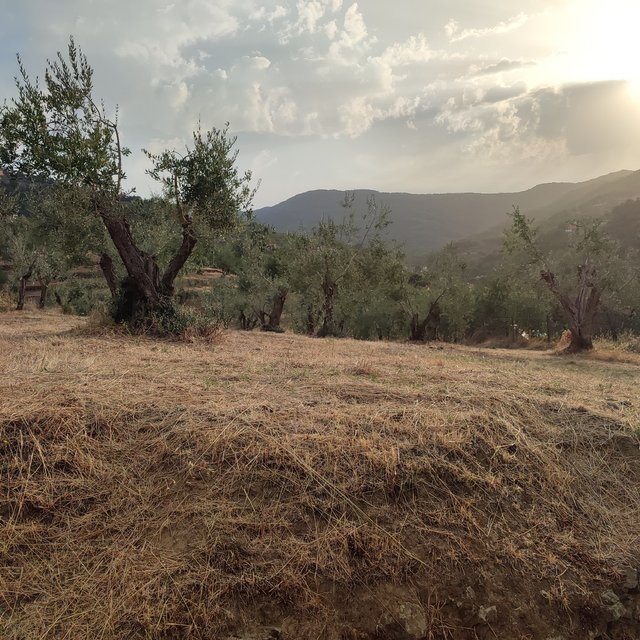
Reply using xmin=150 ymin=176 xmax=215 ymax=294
xmin=146 ymin=305 xmax=223 ymax=341
xmin=54 ymin=279 xmax=108 ymax=316
xmin=203 ymin=281 xmax=253 ymax=329
xmin=261 ymin=324 xmax=285 ymax=333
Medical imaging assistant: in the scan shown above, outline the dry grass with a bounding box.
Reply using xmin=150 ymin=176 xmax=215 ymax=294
xmin=589 ymin=335 xmax=640 ymax=366
xmin=0 ymin=290 xmax=12 ymax=313
xmin=1 ymin=311 xmax=639 ymax=639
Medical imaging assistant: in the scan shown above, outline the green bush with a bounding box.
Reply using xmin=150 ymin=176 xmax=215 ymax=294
xmin=204 ymin=281 xmax=253 ymax=329
xmin=54 ymin=279 xmax=107 ymax=316
xmin=146 ymin=304 xmax=223 ymax=340
xmin=261 ymin=324 xmax=285 ymax=333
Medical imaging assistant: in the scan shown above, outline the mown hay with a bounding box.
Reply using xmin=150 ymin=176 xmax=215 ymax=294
xmin=1 ymin=313 xmax=639 ymax=639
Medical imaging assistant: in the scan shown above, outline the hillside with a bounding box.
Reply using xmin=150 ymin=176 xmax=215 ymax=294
xmin=255 ymin=170 xmax=640 ymax=260
xmin=456 ymin=172 xmax=640 ymax=272
xmin=2 ymin=312 xmax=639 ymax=639
xmin=0 ymin=169 xmax=35 ymax=208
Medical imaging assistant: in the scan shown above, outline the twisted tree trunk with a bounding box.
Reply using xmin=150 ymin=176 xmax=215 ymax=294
xmin=98 ymin=203 xmax=197 ymax=327
xmin=319 ymin=264 xmax=337 ymax=337
xmin=239 ymin=310 xmax=258 ymax=331
xmin=99 ymin=209 xmax=163 ymax=326
xmin=16 ymin=261 xmax=35 ymax=311
xmin=541 ymin=264 xmax=600 ymax=352
xmin=99 ymin=253 xmax=118 ymax=298
xmin=409 ymin=300 xmax=441 ymax=342
xmin=38 ymin=281 xmax=48 ymax=309
xmin=160 ymin=222 xmax=197 ymax=297
xmin=267 ymin=288 xmax=288 ymax=328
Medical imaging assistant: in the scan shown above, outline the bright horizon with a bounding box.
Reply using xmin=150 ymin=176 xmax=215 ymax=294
xmin=2 ymin=1 xmax=640 ymax=207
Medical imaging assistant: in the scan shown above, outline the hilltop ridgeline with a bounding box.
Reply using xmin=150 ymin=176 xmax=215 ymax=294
xmin=256 ymin=170 xmax=640 ymax=259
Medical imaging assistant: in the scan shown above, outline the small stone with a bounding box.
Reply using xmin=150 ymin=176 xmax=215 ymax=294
xmin=465 ymin=586 xmax=476 ymax=600
xmin=606 ymin=399 xmax=631 ymax=410
xmin=601 ymin=590 xmax=620 ymax=606
xmin=601 ymin=591 xmax=626 ymax=621
xmin=478 ymin=605 xmax=497 ymax=624
xmin=623 ymin=567 xmax=638 ymax=591
xmin=381 ymin=600 xmax=428 ymax=639
xmin=608 ymin=602 xmax=627 ymax=622
xmin=395 ymin=601 xmax=428 ymax=638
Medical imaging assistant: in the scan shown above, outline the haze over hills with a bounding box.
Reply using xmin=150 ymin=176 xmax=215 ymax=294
xmin=255 ymin=170 xmax=640 ymax=260
xmin=4 ymin=166 xmax=639 ymax=268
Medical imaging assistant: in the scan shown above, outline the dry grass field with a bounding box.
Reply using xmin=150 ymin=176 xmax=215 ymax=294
xmin=1 ymin=311 xmax=639 ymax=639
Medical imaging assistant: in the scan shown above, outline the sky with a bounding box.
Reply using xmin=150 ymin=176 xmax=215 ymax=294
xmin=2 ymin=0 xmax=640 ymax=207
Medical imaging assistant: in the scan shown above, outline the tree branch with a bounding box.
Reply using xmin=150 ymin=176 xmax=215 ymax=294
xmin=160 ymin=223 xmax=197 ymax=296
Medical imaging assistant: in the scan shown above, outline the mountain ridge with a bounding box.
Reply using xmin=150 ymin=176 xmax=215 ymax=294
xmin=255 ymin=169 xmax=640 ymax=260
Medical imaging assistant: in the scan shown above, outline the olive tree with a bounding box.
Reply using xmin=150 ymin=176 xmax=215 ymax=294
xmin=507 ymin=206 xmax=620 ymax=351
xmin=406 ymin=244 xmax=472 ymax=342
xmin=208 ymin=222 xmax=296 ymax=331
xmin=290 ymin=193 xmax=391 ymax=337
xmin=0 ymin=38 xmax=254 ymax=328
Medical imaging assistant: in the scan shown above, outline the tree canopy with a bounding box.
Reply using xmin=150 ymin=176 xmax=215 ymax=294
xmin=0 ymin=38 xmax=255 ymax=329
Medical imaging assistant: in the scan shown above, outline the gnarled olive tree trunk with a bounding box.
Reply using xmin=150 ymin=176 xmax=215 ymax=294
xmin=99 ymin=253 xmax=118 ymax=299
xmin=255 ymin=288 xmax=289 ymax=330
xmin=268 ymin=289 xmax=288 ymax=328
xmin=99 ymin=206 xmax=196 ymax=326
xmin=409 ymin=300 xmax=441 ymax=342
xmin=541 ymin=264 xmax=600 ymax=352
xmin=38 ymin=280 xmax=48 ymax=309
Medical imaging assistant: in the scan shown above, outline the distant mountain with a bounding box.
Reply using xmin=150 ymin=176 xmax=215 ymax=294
xmin=454 ymin=170 xmax=640 ymax=274
xmin=0 ymin=168 xmax=31 ymax=197
xmin=606 ymin=198 xmax=640 ymax=249
xmin=255 ymin=170 xmax=640 ymax=261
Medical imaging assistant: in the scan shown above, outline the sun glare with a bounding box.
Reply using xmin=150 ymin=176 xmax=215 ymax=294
xmin=566 ymin=0 xmax=640 ymax=90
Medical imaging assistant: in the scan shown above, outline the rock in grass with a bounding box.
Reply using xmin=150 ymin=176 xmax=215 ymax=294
xmin=601 ymin=590 xmax=626 ymax=621
xmin=622 ymin=567 xmax=638 ymax=591
xmin=477 ymin=604 xmax=497 ymax=623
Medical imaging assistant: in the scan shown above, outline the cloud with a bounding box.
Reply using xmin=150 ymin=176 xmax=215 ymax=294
xmin=0 ymin=2 xmax=548 ymax=146
xmin=379 ymin=34 xmax=433 ymax=66
xmin=445 ymin=13 xmax=528 ymax=43
xmin=251 ymin=148 xmax=279 ymax=172
xmin=327 ymin=3 xmax=372 ymax=62
xmin=324 ymin=20 xmax=338 ymax=39
xmin=470 ymin=58 xmax=535 ymax=77
xmin=435 ymin=80 xmax=640 ymax=165
xmin=250 ymin=5 xmax=289 ymax=23
xmin=530 ymin=81 xmax=640 ymax=155
xmin=3 ymin=0 xmax=640 ymax=207
xmin=480 ymin=84 xmax=528 ymax=104
xmin=295 ymin=1 xmax=326 ymax=35
xmin=341 ymin=3 xmax=368 ymax=46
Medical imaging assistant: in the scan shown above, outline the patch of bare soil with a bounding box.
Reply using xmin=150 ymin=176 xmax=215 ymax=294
xmin=1 ymin=312 xmax=639 ymax=639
